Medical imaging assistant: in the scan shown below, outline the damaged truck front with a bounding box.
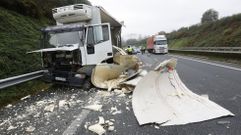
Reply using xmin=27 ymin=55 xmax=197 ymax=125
xmin=30 ymin=4 xmax=122 ymax=87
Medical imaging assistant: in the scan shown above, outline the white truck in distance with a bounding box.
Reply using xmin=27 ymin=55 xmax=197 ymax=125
xmin=30 ymin=4 xmax=122 ymax=87
xmin=147 ymin=35 xmax=168 ymax=54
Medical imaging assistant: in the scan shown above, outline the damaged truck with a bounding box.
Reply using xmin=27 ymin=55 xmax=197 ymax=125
xmin=29 ymin=4 xmax=122 ymax=88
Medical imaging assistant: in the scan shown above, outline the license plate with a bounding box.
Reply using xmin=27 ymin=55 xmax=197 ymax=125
xmin=55 ymin=77 xmax=66 ymax=82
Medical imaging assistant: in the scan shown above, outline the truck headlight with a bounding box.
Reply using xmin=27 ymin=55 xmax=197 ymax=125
xmin=75 ymin=74 xmax=86 ymax=79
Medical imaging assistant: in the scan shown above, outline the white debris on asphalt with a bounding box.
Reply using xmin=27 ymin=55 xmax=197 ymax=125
xmin=105 ymin=120 xmax=114 ymax=126
xmin=21 ymin=95 xmax=31 ymax=100
xmin=84 ymin=124 xmax=88 ymax=129
xmin=59 ymin=100 xmax=69 ymax=109
xmin=68 ymin=99 xmax=77 ymax=107
xmin=44 ymin=104 xmax=55 ymax=112
xmin=25 ymin=126 xmax=35 ymax=132
xmin=25 ymin=105 xmax=37 ymax=115
xmin=5 ymin=104 xmax=12 ymax=108
xmin=83 ymin=104 xmax=102 ymax=111
xmin=7 ymin=125 xmax=17 ymax=131
xmin=0 ymin=120 xmax=9 ymax=126
xmin=33 ymin=112 xmax=41 ymax=118
xmin=16 ymin=114 xmax=27 ymax=120
xmin=110 ymin=119 xmax=115 ymax=122
xmin=154 ymin=125 xmax=160 ymax=129
xmin=111 ymin=106 xmax=122 ymax=115
xmin=97 ymin=91 xmax=112 ymax=97
xmin=36 ymin=100 xmax=47 ymax=106
xmin=126 ymin=106 xmax=130 ymax=111
xmin=108 ymin=126 xmax=115 ymax=131
xmin=117 ymin=93 xmax=126 ymax=97
xmin=98 ymin=116 xmax=105 ymax=125
xmin=76 ymin=100 xmax=84 ymax=103
xmin=113 ymin=89 xmax=123 ymax=95
xmin=88 ymin=124 xmax=106 ymax=135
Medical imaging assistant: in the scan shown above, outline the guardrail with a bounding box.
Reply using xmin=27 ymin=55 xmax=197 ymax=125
xmin=170 ymin=47 xmax=241 ymax=54
xmin=0 ymin=70 xmax=44 ymax=89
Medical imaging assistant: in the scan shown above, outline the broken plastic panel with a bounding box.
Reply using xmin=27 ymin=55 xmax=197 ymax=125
xmin=132 ymin=59 xmax=234 ymax=126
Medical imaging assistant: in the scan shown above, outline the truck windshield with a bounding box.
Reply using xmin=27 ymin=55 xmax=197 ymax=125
xmin=155 ymin=40 xmax=167 ymax=45
xmin=43 ymin=30 xmax=84 ymax=48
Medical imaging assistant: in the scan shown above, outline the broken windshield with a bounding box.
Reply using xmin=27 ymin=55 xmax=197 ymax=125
xmin=43 ymin=30 xmax=84 ymax=48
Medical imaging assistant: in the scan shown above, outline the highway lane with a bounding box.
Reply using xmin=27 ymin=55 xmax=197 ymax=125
xmin=137 ymin=53 xmax=241 ymax=134
xmin=0 ymin=53 xmax=241 ymax=135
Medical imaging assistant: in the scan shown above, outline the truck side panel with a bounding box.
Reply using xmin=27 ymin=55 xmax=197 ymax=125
xmin=146 ymin=36 xmax=154 ymax=53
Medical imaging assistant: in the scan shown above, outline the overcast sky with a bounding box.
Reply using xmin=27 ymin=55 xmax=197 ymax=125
xmin=89 ymin=0 xmax=241 ymax=39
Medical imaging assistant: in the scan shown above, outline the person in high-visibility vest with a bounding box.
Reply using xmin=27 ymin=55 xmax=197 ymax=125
xmin=141 ymin=46 xmax=146 ymax=54
xmin=127 ymin=46 xmax=133 ymax=55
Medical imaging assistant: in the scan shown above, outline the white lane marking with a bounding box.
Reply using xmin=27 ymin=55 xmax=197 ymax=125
xmin=63 ymin=110 xmax=90 ymax=135
xmin=63 ymin=93 xmax=100 ymax=135
xmin=168 ymin=54 xmax=241 ymax=72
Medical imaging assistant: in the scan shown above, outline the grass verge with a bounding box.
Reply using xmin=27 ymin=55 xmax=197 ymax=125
xmin=0 ymin=80 xmax=51 ymax=108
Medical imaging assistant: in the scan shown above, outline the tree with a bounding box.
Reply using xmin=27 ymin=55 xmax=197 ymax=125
xmin=201 ymin=9 xmax=219 ymax=24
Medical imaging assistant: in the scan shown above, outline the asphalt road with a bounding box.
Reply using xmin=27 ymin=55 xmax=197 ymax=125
xmin=0 ymin=53 xmax=241 ymax=135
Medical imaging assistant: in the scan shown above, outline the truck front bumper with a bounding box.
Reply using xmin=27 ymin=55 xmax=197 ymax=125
xmin=154 ymin=48 xmax=168 ymax=54
xmin=42 ymin=70 xmax=86 ymax=87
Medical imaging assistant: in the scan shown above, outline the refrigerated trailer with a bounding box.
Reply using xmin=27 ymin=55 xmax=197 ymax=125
xmin=30 ymin=4 xmax=122 ymax=87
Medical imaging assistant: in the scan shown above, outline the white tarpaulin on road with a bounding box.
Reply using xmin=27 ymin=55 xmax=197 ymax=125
xmin=132 ymin=59 xmax=234 ymax=126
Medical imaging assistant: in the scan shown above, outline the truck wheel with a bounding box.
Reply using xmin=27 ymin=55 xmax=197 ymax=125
xmin=83 ymin=77 xmax=93 ymax=90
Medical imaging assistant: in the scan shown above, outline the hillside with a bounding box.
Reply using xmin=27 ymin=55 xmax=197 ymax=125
xmin=167 ymin=13 xmax=241 ymax=49
xmin=0 ymin=7 xmax=49 ymax=79
xmin=0 ymin=0 xmax=91 ymax=79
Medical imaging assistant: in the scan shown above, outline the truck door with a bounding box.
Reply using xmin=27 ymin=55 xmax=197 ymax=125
xmin=84 ymin=24 xmax=113 ymax=65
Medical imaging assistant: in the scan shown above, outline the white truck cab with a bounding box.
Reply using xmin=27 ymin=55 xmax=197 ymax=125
xmin=153 ymin=35 xmax=168 ymax=54
xmin=30 ymin=4 xmax=122 ymax=87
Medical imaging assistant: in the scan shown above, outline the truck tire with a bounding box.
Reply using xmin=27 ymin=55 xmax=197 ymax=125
xmin=82 ymin=77 xmax=93 ymax=90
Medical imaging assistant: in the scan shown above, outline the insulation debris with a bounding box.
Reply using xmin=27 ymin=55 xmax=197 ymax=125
xmin=58 ymin=100 xmax=69 ymax=109
xmin=44 ymin=104 xmax=55 ymax=112
xmin=91 ymin=51 xmax=141 ymax=91
xmin=111 ymin=106 xmax=122 ymax=115
xmin=21 ymin=95 xmax=31 ymax=100
xmin=98 ymin=117 xmax=105 ymax=125
xmin=7 ymin=125 xmax=17 ymax=131
xmin=88 ymin=124 xmax=106 ymax=135
xmin=154 ymin=125 xmax=160 ymax=129
xmin=91 ymin=64 xmax=126 ymax=90
xmin=25 ymin=126 xmax=35 ymax=132
xmin=5 ymin=104 xmax=12 ymax=108
xmin=0 ymin=120 xmax=9 ymax=126
xmin=83 ymin=104 xmax=102 ymax=111
xmin=108 ymin=126 xmax=114 ymax=131
xmin=97 ymin=91 xmax=112 ymax=97
xmin=88 ymin=117 xmax=107 ymax=135
xmin=132 ymin=59 xmax=234 ymax=126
